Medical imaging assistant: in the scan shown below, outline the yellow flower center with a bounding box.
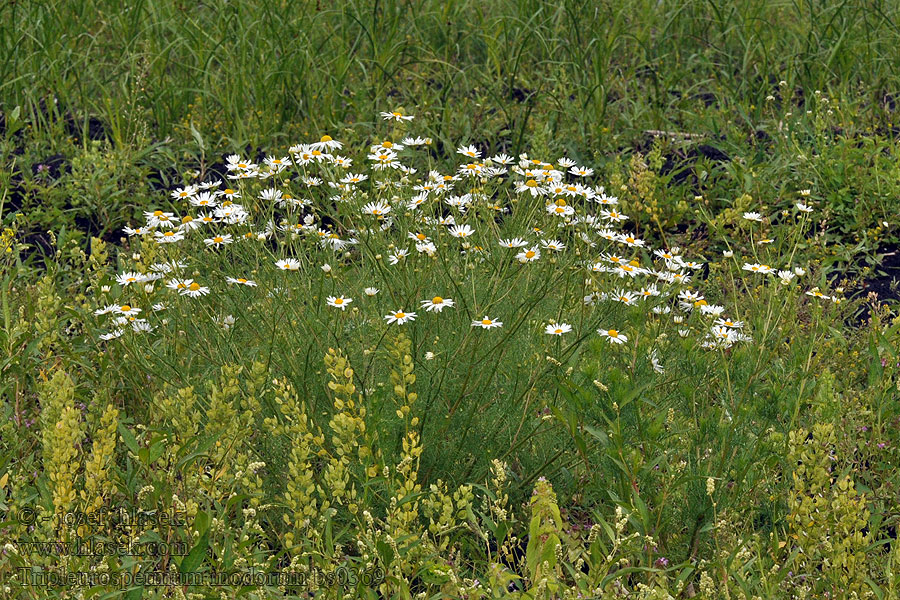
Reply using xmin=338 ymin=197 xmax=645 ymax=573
xmin=608 ymin=330 xmax=618 ymax=337
xmin=555 ymin=207 xmax=565 ymax=213
xmin=334 ymin=298 xmax=344 ymax=304
xmin=153 ymin=210 xmax=163 ymax=216
xmin=182 ymin=216 xmax=192 ymax=223
xmin=224 ymin=189 xmax=235 ymax=195
xmin=188 ymin=283 xmax=200 ymax=291
xmin=312 ymin=150 xmax=321 ymax=156
xmin=392 ymin=112 xmax=402 ymax=117
xmin=321 ymin=135 xmax=332 ymax=142
xmin=120 ymin=305 xmax=131 ymax=311
xmin=525 ymin=179 xmax=538 ymax=187
xmin=432 ymin=296 xmax=443 ymax=305
xmin=213 ymin=236 xmax=223 ymax=243
xmin=555 ymin=199 xmax=566 ymax=206
xmin=417 ymin=233 xmax=426 ymax=240
xmin=525 ymin=251 xmax=536 ymax=259
xmin=237 ymin=279 xmax=247 ymax=283
xmin=482 ymin=319 xmax=492 ymax=325
xmin=179 ymin=191 xmax=188 ymax=197
xmin=395 ymin=312 xmax=405 ymax=318
xmin=163 ymin=231 xmax=174 ymax=237
xmin=555 ymin=328 xmax=563 ymax=334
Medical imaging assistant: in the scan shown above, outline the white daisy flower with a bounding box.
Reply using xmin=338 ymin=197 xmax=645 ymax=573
xmin=545 ymin=322 xmax=572 ymax=336
xmin=472 ymin=316 xmax=503 ymax=329
xmin=225 ymin=277 xmax=257 ymax=287
xmin=326 ymin=296 xmax=352 ymax=310
xmin=598 ymin=328 xmax=627 ymax=344
xmin=420 ymin=296 xmax=455 ymax=312
xmin=276 ymin=258 xmax=301 ymax=271
xmin=385 ymin=309 xmax=417 ymax=325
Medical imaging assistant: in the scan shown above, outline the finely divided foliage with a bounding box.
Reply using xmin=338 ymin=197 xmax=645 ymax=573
xmin=100 ymin=117 xmax=827 ymax=358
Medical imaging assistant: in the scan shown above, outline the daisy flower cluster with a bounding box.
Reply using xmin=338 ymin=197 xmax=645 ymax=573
xmin=93 ymin=110 xmax=836 ymax=366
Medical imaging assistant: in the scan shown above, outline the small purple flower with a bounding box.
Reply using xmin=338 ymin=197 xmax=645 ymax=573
xmin=654 ymin=557 xmax=669 ymax=568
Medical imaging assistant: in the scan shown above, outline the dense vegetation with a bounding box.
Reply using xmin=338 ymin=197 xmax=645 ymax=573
xmin=1 ymin=1 xmax=899 ymax=598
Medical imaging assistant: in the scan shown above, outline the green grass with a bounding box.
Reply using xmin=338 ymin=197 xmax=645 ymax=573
xmin=4 ymin=0 xmax=900 ymax=147
xmin=1 ymin=1 xmax=900 ymax=598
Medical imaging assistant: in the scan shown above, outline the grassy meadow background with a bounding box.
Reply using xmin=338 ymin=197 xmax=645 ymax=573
xmin=1 ymin=1 xmax=900 ymax=598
